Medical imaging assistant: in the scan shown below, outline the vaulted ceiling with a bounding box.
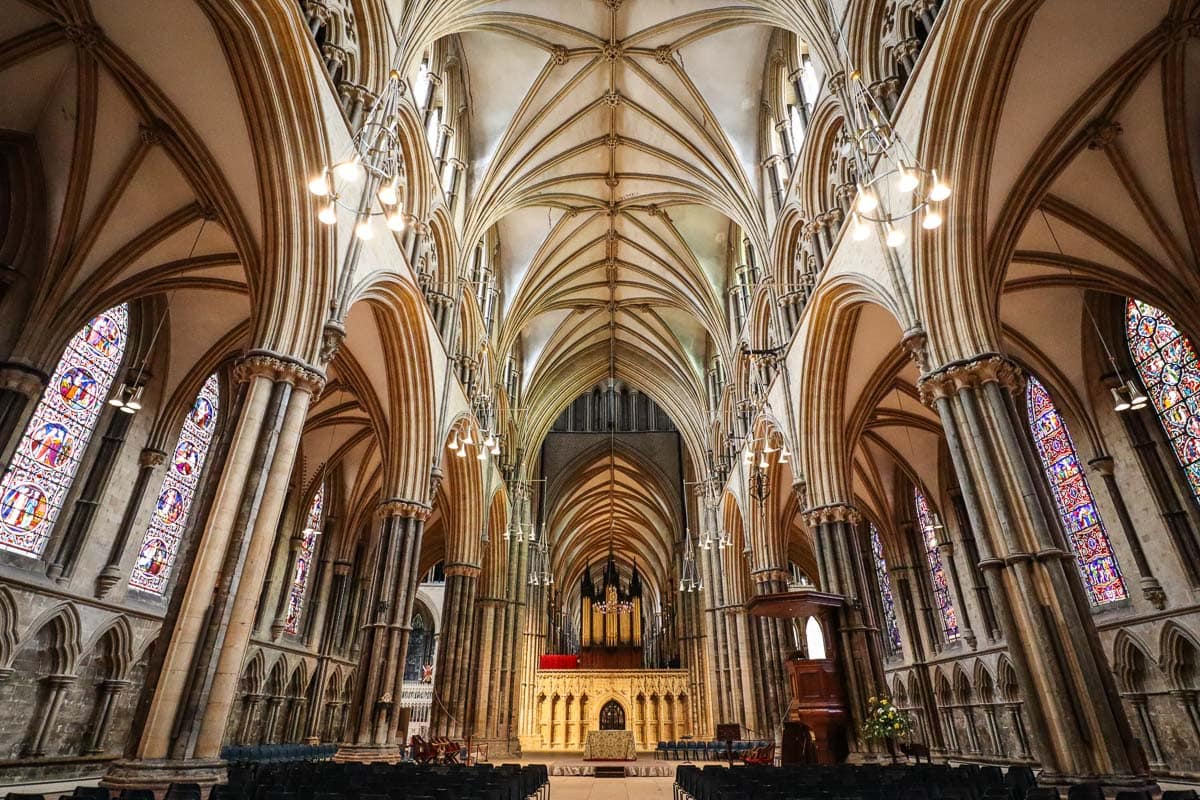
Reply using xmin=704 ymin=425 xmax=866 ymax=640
xmin=445 ymin=1 xmax=783 ymax=446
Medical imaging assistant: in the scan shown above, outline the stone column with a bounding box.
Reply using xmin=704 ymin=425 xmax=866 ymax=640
xmin=802 ymin=504 xmax=887 ymax=744
xmin=471 ymin=599 xmax=498 ymax=739
xmin=85 ymin=679 xmax=131 ymax=755
xmin=238 ymin=694 xmax=263 ymax=745
xmin=336 ymin=498 xmax=431 ymax=763
xmin=25 ymin=674 xmax=77 ymax=757
xmin=47 ymin=404 xmax=135 ymax=579
xmin=0 ymin=362 xmax=47 ymax=465
xmin=270 ymin=531 xmax=306 ymax=639
xmin=431 ymin=563 xmax=480 ymax=739
xmin=733 ymin=610 xmax=761 ymax=733
xmin=104 ymin=354 xmax=323 ymax=789
xmin=919 ymin=354 xmax=1149 ymax=784
xmin=96 ymin=448 xmax=168 ymax=597
xmin=1088 ymin=456 xmax=1166 ymax=608
xmin=1007 ymin=702 xmax=1032 ymax=760
xmin=1128 ymin=694 xmax=1166 ymax=769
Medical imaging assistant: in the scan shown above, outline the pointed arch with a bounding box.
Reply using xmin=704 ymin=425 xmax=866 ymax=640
xmin=1125 ymin=298 xmax=1200 ymax=504
xmin=1160 ymin=623 xmax=1200 ymax=690
xmin=1111 ymin=629 xmax=1154 ymax=694
xmin=0 ymin=304 xmax=129 ymax=557
xmin=129 ymin=371 xmax=222 ymax=594
xmin=1024 ymin=374 xmax=1126 ymax=604
xmin=83 ymin=616 xmax=135 ymax=682
xmin=20 ymin=604 xmax=83 ymax=676
xmin=0 ymin=586 xmax=17 ymax=669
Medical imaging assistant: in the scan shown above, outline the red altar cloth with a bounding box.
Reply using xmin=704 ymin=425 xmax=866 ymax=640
xmin=539 ymin=654 xmax=579 ymax=670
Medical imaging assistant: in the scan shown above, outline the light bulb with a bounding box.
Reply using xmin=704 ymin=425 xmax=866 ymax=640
xmin=1126 ymin=380 xmax=1148 ymax=409
xmin=922 ymin=210 xmax=943 ymax=230
xmin=477 ymin=448 xmax=487 ymax=460
xmin=318 ymin=204 xmax=337 ymax=225
xmin=1111 ymin=386 xmax=1131 ymax=412
xmin=897 ymin=166 xmax=920 ymax=193
xmin=852 ymin=215 xmax=870 ymax=241
xmin=108 ymin=397 xmax=125 ymax=408
xmin=484 ymin=434 xmax=496 ymax=448
xmin=308 ymin=174 xmax=330 ymax=196
xmin=856 ymin=185 xmax=878 ymax=214
xmin=491 ymin=444 xmax=500 ymax=455
xmin=456 ymin=446 xmax=467 ymax=458
xmin=386 ymin=211 xmax=406 ymax=232
xmin=355 ymin=221 xmax=374 ymax=240
xmin=125 ymin=387 xmax=143 ymax=411
xmin=885 ymin=226 xmax=906 ymax=248
xmin=758 ymin=456 xmax=769 ymax=469
xmin=448 ymin=435 xmax=459 ymax=451
xmin=462 ymin=430 xmax=474 ymax=446
xmin=334 ymin=158 xmax=363 ymax=182
xmin=119 ymin=405 xmax=136 ymax=415
xmin=929 ymin=172 xmax=951 ymax=201
xmin=378 ymin=180 xmax=399 ymax=206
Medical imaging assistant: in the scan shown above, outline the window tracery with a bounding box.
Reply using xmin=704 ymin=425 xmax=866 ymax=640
xmin=869 ymin=523 xmax=902 ymax=652
xmin=0 ymin=305 xmax=128 ymax=557
xmin=1025 ymin=375 xmax=1126 ymax=604
xmin=285 ymin=485 xmax=324 ymax=635
xmin=129 ymin=372 xmax=220 ymax=594
xmin=1126 ymin=299 xmax=1200 ymax=504
xmin=913 ymin=488 xmax=959 ymax=641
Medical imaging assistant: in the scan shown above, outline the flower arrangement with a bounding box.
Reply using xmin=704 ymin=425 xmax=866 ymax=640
xmin=861 ymin=695 xmax=913 ymax=741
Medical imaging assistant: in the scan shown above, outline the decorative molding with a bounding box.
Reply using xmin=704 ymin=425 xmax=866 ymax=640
xmin=374 ymin=497 xmax=431 ymax=521
xmin=917 ymin=353 xmax=1024 ymax=406
xmin=802 ymin=502 xmax=861 ymax=527
xmin=233 ymin=352 xmax=326 ymax=394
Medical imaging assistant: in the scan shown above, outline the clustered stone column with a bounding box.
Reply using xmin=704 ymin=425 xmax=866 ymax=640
xmin=919 ymin=354 xmax=1149 ymax=784
xmin=751 ymin=566 xmax=794 ymax=733
xmin=95 ymin=447 xmax=168 ymax=597
xmin=431 ymin=563 xmax=481 ymax=740
xmin=335 ymin=497 xmax=431 ymax=763
xmin=104 ymin=352 xmax=323 ymax=789
xmin=802 ymin=503 xmax=887 ymax=747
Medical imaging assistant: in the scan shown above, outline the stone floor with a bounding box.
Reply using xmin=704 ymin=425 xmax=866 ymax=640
xmin=549 ymin=775 xmax=677 ymax=799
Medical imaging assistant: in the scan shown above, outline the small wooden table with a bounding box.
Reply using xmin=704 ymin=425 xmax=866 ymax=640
xmin=583 ymin=729 xmax=637 ymax=761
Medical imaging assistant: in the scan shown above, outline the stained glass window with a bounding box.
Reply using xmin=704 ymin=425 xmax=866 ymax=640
xmin=914 ymin=489 xmax=959 ymax=641
xmin=0 ymin=306 xmax=128 ymax=557
xmin=1025 ymin=376 xmax=1126 ymax=604
xmin=1126 ymin=299 xmax=1200 ymax=503
xmin=285 ymin=485 xmax=324 ymax=635
xmin=869 ymin=523 xmax=902 ymax=653
xmin=129 ymin=373 xmax=220 ymax=594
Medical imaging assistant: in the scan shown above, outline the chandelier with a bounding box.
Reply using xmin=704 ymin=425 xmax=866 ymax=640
xmin=679 ymin=527 xmax=702 ymax=593
xmin=596 ymin=595 xmax=633 ymax=615
xmin=813 ymin=0 xmax=950 ymax=247
xmin=528 ymin=537 xmax=554 ymax=587
xmin=308 ymin=70 xmax=408 ymax=237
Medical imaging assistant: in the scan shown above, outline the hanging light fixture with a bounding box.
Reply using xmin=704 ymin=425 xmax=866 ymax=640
xmin=1040 ymin=209 xmax=1146 ymax=415
xmin=110 ymin=218 xmax=210 ymax=415
xmin=679 ymin=528 xmax=703 ymax=593
xmin=818 ymin=2 xmax=949 ymax=244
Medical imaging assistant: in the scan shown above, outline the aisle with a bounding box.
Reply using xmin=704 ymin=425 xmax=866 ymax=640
xmin=550 ymin=775 xmax=676 ymax=799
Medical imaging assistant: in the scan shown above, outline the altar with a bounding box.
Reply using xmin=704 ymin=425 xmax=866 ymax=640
xmin=520 ymin=668 xmax=692 ymax=752
xmin=583 ymin=729 xmax=637 ymax=761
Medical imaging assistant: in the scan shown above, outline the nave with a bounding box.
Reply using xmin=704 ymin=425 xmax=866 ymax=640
xmin=1 ymin=0 xmax=1200 ymax=794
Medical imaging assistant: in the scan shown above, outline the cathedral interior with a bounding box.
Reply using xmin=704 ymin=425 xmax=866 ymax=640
xmin=1 ymin=0 xmax=1200 ymax=793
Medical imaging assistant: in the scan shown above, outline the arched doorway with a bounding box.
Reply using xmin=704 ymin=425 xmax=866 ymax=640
xmin=599 ymin=699 xmax=626 ymax=730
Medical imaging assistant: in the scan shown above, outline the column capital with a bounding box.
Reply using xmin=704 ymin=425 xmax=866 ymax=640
xmin=918 ymin=353 xmax=1024 ymax=406
xmin=444 ymin=562 xmax=481 ymax=579
xmin=802 ymin=502 xmax=861 ymax=527
xmin=234 ymin=351 xmax=326 ymax=394
xmin=375 ymin=497 xmax=431 ymax=521
xmin=139 ymin=448 xmax=168 ymax=468
xmin=1087 ymin=454 xmax=1116 ymax=476
xmin=0 ymin=361 xmax=49 ymax=396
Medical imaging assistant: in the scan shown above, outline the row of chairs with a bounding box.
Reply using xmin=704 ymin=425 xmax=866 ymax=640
xmin=213 ymin=760 xmax=548 ymax=800
xmin=673 ymin=763 xmax=1038 ymax=800
xmin=657 ymin=740 xmax=776 ymax=761
xmin=221 ymin=744 xmax=338 ymax=763
xmin=6 ymin=783 xmax=201 ymax=800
